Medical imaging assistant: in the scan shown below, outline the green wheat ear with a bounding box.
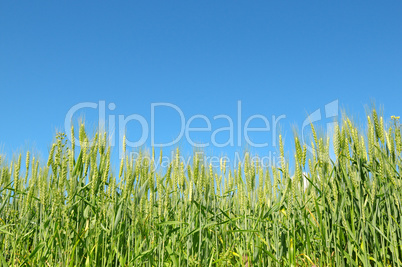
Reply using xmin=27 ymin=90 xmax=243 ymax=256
xmin=380 ymin=116 xmax=385 ymax=144
xmin=24 ymin=151 xmax=30 ymax=184
xmin=279 ymin=134 xmax=285 ymax=172
xmin=79 ymin=123 xmax=86 ymax=147
xmin=294 ymin=136 xmax=302 ymax=166
xmin=311 ymin=122 xmax=318 ymax=147
xmin=71 ymin=125 xmax=75 ymax=152
xmin=333 ymin=124 xmax=340 ymax=158
xmin=372 ymin=109 xmax=382 ymax=141
xmin=14 ymin=154 xmax=22 ymax=192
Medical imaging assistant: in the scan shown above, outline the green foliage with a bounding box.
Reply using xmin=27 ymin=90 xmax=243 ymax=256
xmin=0 ymin=111 xmax=402 ymax=266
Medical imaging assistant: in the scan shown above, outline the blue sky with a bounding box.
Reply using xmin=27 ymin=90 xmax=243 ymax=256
xmin=1 ymin=1 xmax=402 ymax=166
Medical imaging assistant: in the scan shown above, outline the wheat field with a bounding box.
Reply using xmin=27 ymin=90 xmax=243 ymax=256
xmin=0 ymin=109 xmax=401 ymax=266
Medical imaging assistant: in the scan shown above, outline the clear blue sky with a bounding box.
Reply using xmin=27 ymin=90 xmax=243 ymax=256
xmin=1 ymin=1 xmax=402 ymax=166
